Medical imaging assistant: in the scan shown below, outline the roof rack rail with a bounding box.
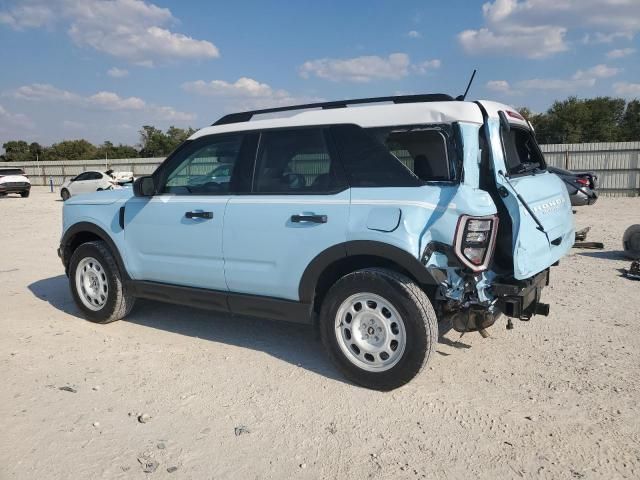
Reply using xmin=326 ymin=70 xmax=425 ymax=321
xmin=212 ymin=93 xmax=455 ymax=126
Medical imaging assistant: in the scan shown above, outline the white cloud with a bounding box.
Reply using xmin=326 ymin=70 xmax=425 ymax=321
xmin=182 ymin=77 xmax=320 ymax=110
xmin=107 ymin=67 xmax=129 ymax=78
xmin=607 ymin=48 xmax=636 ymax=59
xmin=407 ymin=30 xmax=421 ymax=39
xmin=0 ymin=0 xmax=219 ymax=65
xmin=583 ymin=32 xmax=634 ymax=44
xmin=62 ymin=120 xmax=85 ymax=130
xmin=0 ymin=3 xmax=55 ymax=29
xmin=516 ymin=64 xmax=621 ymax=91
xmin=613 ymin=82 xmax=640 ymax=96
xmin=411 ymin=59 xmax=441 ymax=74
xmin=460 ymin=0 xmax=640 ymax=59
xmin=458 ymin=25 xmax=567 ymax=59
xmin=8 ymin=83 xmax=195 ymax=121
xmin=486 ymin=80 xmax=513 ymax=94
xmin=299 ymin=53 xmax=435 ymax=82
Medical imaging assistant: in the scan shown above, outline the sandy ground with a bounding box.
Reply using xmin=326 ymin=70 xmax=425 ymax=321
xmin=1 ymin=187 xmax=639 ymax=480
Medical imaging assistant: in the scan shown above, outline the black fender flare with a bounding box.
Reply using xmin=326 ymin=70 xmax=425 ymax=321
xmin=298 ymin=240 xmax=437 ymax=303
xmin=60 ymin=222 xmax=129 ymax=279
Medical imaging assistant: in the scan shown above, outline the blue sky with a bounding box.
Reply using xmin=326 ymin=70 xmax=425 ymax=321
xmin=0 ymin=0 xmax=639 ymax=147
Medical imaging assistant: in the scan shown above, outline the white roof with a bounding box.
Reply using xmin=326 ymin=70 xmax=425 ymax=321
xmin=190 ymin=100 xmax=489 ymax=140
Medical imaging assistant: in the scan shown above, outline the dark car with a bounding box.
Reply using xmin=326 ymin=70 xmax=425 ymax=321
xmin=548 ymin=166 xmax=598 ymax=206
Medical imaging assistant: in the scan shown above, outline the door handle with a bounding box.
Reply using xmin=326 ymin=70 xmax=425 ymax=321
xmin=185 ymin=211 xmax=213 ymax=219
xmin=291 ymin=214 xmax=327 ymax=224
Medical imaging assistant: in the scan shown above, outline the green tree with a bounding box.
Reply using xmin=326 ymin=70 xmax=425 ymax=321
xmin=1 ymin=140 xmax=31 ymax=162
xmin=47 ymin=139 xmax=97 ymax=161
xmin=620 ymin=100 xmax=640 ymax=141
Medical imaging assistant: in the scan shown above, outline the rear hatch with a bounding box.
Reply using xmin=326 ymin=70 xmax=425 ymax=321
xmin=479 ymin=101 xmax=575 ymax=280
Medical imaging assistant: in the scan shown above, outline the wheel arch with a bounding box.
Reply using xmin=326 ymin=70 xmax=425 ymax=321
xmin=60 ymin=222 xmax=128 ymax=279
xmin=299 ymin=241 xmax=437 ymax=311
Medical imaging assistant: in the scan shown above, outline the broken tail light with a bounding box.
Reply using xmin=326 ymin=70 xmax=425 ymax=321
xmin=454 ymin=215 xmax=499 ymax=272
xmin=576 ymin=177 xmax=590 ymax=187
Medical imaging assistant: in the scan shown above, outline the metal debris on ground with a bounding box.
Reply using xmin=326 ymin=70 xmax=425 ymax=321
xmin=137 ymin=457 xmax=159 ymax=474
xmin=575 ymin=227 xmax=591 ymax=241
xmin=573 ymin=226 xmax=604 ymax=249
xmin=234 ymin=425 xmax=250 ymax=436
xmin=58 ymin=386 xmax=77 ymax=393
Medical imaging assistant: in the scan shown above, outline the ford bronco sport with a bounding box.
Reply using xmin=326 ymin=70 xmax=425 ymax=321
xmin=58 ymin=94 xmax=574 ymax=390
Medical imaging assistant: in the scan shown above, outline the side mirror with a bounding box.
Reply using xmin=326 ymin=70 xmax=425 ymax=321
xmin=133 ymin=176 xmax=155 ymax=197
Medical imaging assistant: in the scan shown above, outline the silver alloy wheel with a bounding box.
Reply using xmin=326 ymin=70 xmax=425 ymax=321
xmin=75 ymin=257 xmax=109 ymax=311
xmin=335 ymin=292 xmax=407 ymax=372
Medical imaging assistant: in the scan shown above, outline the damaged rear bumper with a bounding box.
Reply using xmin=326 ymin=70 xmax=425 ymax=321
xmin=492 ymin=269 xmax=550 ymax=319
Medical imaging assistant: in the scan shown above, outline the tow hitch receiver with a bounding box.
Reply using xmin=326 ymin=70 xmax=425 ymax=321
xmin=492 ymin=269 xmax=550 ymax=320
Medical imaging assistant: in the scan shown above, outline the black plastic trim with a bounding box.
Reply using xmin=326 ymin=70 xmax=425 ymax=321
xmin=298 ymin=240 xmax=437 ymax=303
xmin=126 ymin=280 xmax=313 ymax=324
xmin=59 ymin=222 xmax=129 ymax=278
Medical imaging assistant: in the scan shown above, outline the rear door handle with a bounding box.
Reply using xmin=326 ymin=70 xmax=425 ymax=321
xmin=185 ymin=211 xmax=213 ymax=219
xmin=291 ymin=214 xmax=327 ymax=224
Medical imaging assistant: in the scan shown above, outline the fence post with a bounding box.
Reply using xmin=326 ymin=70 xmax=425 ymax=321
xmin=564 ymin=149 xmax=569 ymax=170
xmin=41 ymin=164 xmax=46 ymax=186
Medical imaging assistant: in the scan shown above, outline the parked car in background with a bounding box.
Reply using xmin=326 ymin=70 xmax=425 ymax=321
xmin=548 ymin=166 xmax=598 ymax=206
xmin=60 ymin=171 xmax=118 ymax=200
xmin=0 ymin=168 xmax=31 ymax=198
xmin=58 ymin=93 xmax=576 ymax=390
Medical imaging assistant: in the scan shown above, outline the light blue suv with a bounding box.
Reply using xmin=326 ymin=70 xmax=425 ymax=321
xmin=58 ymin=94 xmax=574 ymax=390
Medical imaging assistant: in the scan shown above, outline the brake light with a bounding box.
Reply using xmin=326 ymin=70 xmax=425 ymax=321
xmin=454 ymin=215 xmax=499 ymax=272
xmin=576 ymin=177 xmax=589 ymax=186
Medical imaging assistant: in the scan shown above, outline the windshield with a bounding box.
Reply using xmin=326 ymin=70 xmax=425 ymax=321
xmin=502 ymin=127 xmax=546 ymax=175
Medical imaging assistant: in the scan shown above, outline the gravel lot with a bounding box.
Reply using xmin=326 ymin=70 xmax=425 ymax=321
xmin=1 ymin=187 xmax=639 ymax=479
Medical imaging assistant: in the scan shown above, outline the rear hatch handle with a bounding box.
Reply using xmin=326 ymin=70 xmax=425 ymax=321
xmin=498 ymin=170 xmax=549 ymax=242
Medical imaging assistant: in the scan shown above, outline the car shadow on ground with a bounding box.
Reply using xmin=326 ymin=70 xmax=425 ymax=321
xmin=29 ymin=275 xmax=464 ymax=384
xmin=577 ymin=250 xmax=628 ymax=260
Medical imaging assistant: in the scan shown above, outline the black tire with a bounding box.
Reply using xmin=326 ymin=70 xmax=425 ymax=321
xmin=68 ymin=241 xmax=135 ymax=323
xmin=20 ymin=190 xmax=30 ymax=198
xmin=623 ymin=224 xmax=640 ymax=260
xmin=319 ymin=268 xmax=438 ymax=391
xmin=61 ymin=189 xmax=70 ymax=201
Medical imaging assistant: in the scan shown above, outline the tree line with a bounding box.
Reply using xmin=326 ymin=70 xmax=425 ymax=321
xmin=1 ymin=125 xmax=195 ymax=163
xmin=519 ymin=97 xmax=640 ymax=144
xmin=1 ymin=97 xmax=639 ymax=163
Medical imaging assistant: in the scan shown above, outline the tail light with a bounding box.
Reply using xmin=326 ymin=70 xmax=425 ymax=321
xmin=576 ymin=177 xmax=590 ymax=187
xmin=454 ymin=215 xmax=499 ymax=272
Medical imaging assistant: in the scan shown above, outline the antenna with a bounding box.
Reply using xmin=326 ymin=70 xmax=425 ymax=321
xmin=457 ymin=69 xmax=477 ymax=101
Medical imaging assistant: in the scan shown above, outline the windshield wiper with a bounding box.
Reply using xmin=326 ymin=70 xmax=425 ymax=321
xmin=498 ymin=170 xmax=549 ymax=240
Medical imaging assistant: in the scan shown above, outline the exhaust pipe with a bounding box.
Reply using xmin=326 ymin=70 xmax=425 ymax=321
xmin=535 ymin=303 xmax=550 ymax=316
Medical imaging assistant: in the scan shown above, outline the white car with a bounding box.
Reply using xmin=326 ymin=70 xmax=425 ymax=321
xmin=60 ymin=171 xmax=118 ymax=201
xmin=0 ymin=168 xmax=31 ymax=198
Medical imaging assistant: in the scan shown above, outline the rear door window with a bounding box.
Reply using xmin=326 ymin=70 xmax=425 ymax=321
xmin=253 ymin=128 xmax=347 ymax=194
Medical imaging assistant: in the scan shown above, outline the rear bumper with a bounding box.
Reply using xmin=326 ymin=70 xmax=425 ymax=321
xmin=0 ymin=183 xmax=31 ymax=193
xmin=492 ymin=269 xmax=550 ymax=319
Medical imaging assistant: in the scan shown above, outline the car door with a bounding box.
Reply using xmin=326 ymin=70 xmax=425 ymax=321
xmin=123 ymin=133 xmax=256 ymax=290
xmin=70 ymin=172 xmax=93 ymax=195
xmin=224 ymin=127 xmax=350 ymax=301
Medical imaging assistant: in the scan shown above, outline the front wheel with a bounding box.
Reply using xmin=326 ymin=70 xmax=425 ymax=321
xmin=68 ymin=241 xmax=135 ymax=323
xmin=20 ymin=190 xmax=30 ymax=198
xmin=60 ymin=189 xmax=70 ymax=201
xmin=319 ymin=268 xmax=437 ymax=390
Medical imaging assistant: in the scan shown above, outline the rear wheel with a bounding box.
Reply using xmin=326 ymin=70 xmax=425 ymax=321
xmin=319 ymin=268 xmax=437 ymax=390
xmin=68 ymin=241 xmax=135 ymax=323
xmin=20 ymin=190 xmax=30 ymax=198
xmin=61 ymin=189 xmax=70 ymax=201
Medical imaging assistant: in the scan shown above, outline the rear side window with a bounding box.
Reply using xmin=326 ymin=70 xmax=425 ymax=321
xmin=368 ymin=127 xmax=453 ymax=181
xmin=253 ymin=128 xmax=346 ymax=194
xmin=330 ymin=124 xmax=421 ymax=188
xmin=502 ymin=127 xmax=546 ymax=175
xmin=0 ymin=168 xmax=25 ymax=176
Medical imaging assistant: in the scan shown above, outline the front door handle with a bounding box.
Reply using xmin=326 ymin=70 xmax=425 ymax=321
xmin=185 ymin=211 xmax=213 ymax=219
xmin=291 ymin=214 xmax=327 ymax=224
